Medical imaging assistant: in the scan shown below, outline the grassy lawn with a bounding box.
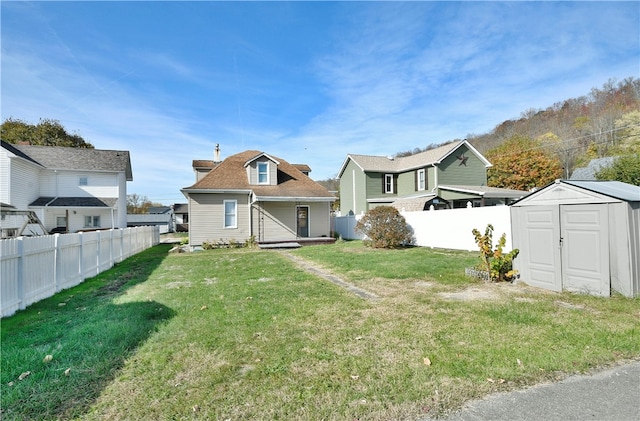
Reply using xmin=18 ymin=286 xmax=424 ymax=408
xmin=2 ymin=241 xmax=639 ymax=420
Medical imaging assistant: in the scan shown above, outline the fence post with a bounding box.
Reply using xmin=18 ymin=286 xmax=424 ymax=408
xmin=78 ymin=232 xmax=84 ymax=282
xmin=96 ymin=230 xmax=101 ymax=274
xmin=54 ymin=234 xmax=60 ymax=292
xmin=17 ymin=237 xmax=25 ymax=311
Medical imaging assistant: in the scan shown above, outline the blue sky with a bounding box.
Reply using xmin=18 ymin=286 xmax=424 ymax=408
xmin=2 ymin=1 xmax=638 ymax=204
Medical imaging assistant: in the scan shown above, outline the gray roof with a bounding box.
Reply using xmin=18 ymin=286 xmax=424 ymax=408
xmin=563 ymin=180 xmax=640 ymax=202
xmin=570 ymin=157 xmax=616 ymax=180
xmin=173 ymin=203 xmax=188 ymax=213
xmin=338 ymin=140 xmax=491 ymax=176
xmin=7 ymin=143 xmax=132 ymax=180
xmin=148 ymin=206 xmax=172 ymax=214
xmin=29 ymin=197 xmax=118 ymax=207
xmin=439 ymin=185 xmax=528 ymax=199
xmin=390 ymin=193 xmax=437 ymax=212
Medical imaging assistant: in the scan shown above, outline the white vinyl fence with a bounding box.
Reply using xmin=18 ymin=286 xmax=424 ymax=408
xmin=1 ymin=226 xmax=160 ymax=318
xmin=333 ymin=206 xmax=513 ymax=252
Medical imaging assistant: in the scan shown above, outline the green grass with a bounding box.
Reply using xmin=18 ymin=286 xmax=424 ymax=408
xmin=1 ymin=241 xmax=639 ymax=420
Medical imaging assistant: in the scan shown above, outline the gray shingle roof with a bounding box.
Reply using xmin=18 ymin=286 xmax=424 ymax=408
xmin=8 ymin=143 xmax=132 ymax=180
xmin=183 ymin=150 xmax=335 ymax=200
xmin=339 ymin=140 xmax=491 ymax=176
xmin=29 ymin=197 xmax=118 ymax=207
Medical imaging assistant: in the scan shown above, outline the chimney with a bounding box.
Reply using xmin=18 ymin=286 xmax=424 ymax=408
xmin=214 ymin=144 xmax=221 ymax=162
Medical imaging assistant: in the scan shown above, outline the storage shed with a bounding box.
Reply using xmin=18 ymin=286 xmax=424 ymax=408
xmin=511 ymin=180 xmax=640 ymax=297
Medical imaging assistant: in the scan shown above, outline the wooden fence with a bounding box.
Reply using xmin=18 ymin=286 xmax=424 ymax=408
xmin=1 ymin=226 xmax=160 ymax=318
xmin=333 ymin=206 xmax=513 ymax=252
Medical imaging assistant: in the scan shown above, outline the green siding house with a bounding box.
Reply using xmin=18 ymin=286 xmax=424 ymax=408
xmin=338 ymin=140 xmax=525 ymax=215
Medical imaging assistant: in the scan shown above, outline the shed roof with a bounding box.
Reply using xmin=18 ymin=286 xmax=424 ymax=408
xmin=563 ymin=180 xmax=640 ymax=202
xmin=512 ymin=180 xmax=640 ymax=205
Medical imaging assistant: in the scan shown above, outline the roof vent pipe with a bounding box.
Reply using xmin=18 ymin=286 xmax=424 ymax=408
xmin=214 ymin=144 xmax=221 ymax=162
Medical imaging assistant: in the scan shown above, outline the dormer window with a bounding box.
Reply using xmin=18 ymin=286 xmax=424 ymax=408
xmin=258 ymin=162 xmax=269 ymax=184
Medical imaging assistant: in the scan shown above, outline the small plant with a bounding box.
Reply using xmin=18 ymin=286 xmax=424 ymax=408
xmin=202 ymin=240 xmax=215 ymax=250
xmin=472 ymin=224 xmax=519 ymax=282
xmin=245 ymin=235 xmax=257 ymax=249
xmin=355 ymin=206 xmax=413 ymax=248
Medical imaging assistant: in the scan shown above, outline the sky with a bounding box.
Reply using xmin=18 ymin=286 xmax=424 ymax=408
xmin=2 ymin=1 xmax=638 ymax=205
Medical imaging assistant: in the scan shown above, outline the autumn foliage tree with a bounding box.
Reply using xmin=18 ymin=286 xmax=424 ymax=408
xmin=1 ymin=118 xmax=93 ymax=148
xmin=485 ymin=135 xmax=562 ymax=191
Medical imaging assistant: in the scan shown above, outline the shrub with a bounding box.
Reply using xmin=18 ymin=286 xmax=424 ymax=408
xmin=472 ymin=224 xmax=519 ymax=282
xmin=355 ymin=206 xmax=413 ymax=248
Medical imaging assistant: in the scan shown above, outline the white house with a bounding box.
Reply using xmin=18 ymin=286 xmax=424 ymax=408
xmin=0 ymin=141 xmax=132 ymax=233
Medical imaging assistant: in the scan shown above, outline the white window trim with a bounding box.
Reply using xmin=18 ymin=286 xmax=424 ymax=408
xmin=257 ymin=162 xmax=269 ymax=185
xmin=84 ymin=215 xmax=100 ymax=228
xmin=417 ymin=169 xmax=426 ymax=191
xmin=223 ymin=200 xmax=237 ymax=229
xmin=385 ymin=174 xmax=394 ymax=194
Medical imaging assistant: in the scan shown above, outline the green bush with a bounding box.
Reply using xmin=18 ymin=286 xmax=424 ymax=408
xmin=355 ymin=206 xmax=413 ymax=248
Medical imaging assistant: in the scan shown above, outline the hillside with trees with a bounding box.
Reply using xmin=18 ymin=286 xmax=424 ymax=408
xmin=396 ymin=77 xmax=640 ymax=187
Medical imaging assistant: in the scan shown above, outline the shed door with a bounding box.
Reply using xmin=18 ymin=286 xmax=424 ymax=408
xmin=516 ymin=206 xmax=562 ymax=292
xmin=560 ymin=204 xmax=610 ymax=296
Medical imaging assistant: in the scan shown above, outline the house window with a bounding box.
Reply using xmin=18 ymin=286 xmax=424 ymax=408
xmin=384 ymin=174 xmax=394 ymax=194
xmin=56 ymin=216 xmax=67 ymax=227
xmin=417 ymin=169 xmax=426 ymax=191
xmin=79 ymin=177 xmax=88 ymax=186
xmin=223 ymin=200 xmax=237 ymax=228
xmin=84 ymin=215 xmax=100 ymax=228
xmin=257 ymin=162 xmax=269 ymax=184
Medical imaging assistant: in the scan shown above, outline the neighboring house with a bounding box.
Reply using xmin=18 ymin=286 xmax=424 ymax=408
xmin=127 ymin=206 xmax=174 ymax=233
xmin=338 ymin=140 xmax=525 ymax=215
xmin=172 ymin=203 xmax=189 ymax=232
xmin=0 ymin=141 xmax=132 ymax=233
xmin=181 ymin=150 xmax=336 ymax=246
xmin=570 ymin=157 xmax=617 ymax=180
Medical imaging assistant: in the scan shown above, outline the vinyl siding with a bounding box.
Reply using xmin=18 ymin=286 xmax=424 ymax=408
xmin=365 ymin=172 xmax=397 ymax=199
xmin=0 ymin=148 xmax=9 ymax=203
xmin=188 ymin=193 xmax=251 ymax=246
xmin=397 ymin=171 xmax=415 ymax=196
xmin=246 ymin=158 xmax=278 ymax=186
xmin=437 ymin=144 xmax=488 ymax=186
xmin=39 ymin=170 xmax=120 ymax=198
xmin=8 ymin=157 xmax=41 ymax=209
xmin=253 ymin=201 xmax=331 ymax=241
xmin=339 ymin=160 xmax=367 ymax=215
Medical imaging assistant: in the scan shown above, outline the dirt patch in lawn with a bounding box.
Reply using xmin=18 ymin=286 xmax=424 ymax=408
xmin=438 ymin=287 xmax=500 ymax=301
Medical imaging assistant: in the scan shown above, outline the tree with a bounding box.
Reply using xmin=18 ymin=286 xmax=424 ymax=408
xmin=354 ymin=206 xmax=413 ymax=248
xmin=595 ymin=154 xmax=640 ymax=186
xmin=1 ymin=118 xmax=93 ymax=148
xmin=127 ymin=194 xmax=153 ymax=214
xmin=612 ymin=110 xmax=640 ymax=154
xmin=485 ymin=135 xmax=563 ymax=191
